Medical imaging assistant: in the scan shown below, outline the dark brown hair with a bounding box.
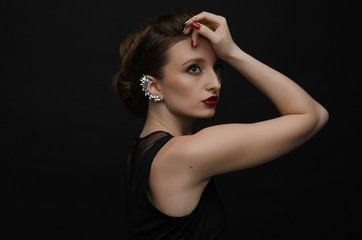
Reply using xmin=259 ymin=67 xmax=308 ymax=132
xmin=113 ymin=8 xmax=196 ymax=117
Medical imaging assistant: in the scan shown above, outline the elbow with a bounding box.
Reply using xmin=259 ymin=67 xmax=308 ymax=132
xmin=314 ymin=103 xmax=329 ymax=132
xmin=301 ymin=104 xmax=328 ymax=140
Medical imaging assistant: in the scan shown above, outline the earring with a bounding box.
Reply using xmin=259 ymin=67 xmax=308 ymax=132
xmin=140 ymin=74 xmax=162 ymax=102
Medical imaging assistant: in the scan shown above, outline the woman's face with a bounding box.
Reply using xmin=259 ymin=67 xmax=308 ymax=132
xmin=159 ymin=37 xmax=222 ymax=119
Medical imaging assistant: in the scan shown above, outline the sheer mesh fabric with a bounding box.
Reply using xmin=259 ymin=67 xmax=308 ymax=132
xmin=128 ymin=131 xmax=169 ymax=167
xmin=127 ymin=131 xmax=170 ymax=198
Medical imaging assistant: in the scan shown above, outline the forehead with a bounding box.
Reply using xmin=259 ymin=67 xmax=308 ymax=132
xmin=167 ymin=37 xmax=218 ymax=66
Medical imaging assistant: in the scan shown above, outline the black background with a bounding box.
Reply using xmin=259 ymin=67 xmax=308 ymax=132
xmin=1 ymin=0 xmax=361 ymax=239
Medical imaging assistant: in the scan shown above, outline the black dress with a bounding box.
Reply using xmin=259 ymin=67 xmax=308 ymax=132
xmin=126 ymin=131 xmax=226 ymax=240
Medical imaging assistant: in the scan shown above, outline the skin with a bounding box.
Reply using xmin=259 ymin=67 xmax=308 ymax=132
xmin=144 ymin=37 xmax=222 ymax=136
xmin=141 ymin=11 xmax=329 ymax=217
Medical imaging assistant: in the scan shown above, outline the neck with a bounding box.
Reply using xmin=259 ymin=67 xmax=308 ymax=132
xmin=140 ymin=105 xmax=195 ymax=137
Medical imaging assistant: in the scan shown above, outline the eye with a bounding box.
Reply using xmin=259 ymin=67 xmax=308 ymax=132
xmin=214 ymin=63 xmax=224 ymax=72
xmin=187 ymin=64 xmax=201 ymax=73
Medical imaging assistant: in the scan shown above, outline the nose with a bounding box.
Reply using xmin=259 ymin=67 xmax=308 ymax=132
xmin=206 ymin=71 xmax=221 ymax=92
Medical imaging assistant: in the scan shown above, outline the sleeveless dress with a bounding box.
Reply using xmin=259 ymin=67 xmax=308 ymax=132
xmin=126 ymin=131 xmax=226 ymax=240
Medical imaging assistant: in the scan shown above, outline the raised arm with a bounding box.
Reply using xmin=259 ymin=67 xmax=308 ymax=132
xmin=164 ymin=12 xmax=328 ymax=182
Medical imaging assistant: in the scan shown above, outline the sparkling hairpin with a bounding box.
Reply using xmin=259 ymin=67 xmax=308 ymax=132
xmin=140 ymin=74 xmax=162 ymax=102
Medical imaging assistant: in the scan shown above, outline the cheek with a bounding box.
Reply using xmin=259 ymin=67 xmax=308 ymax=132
xmin=163 ymin=79 xmax=199 ymax=108
xmin=163 ymin=78 xmax=192 ymax=100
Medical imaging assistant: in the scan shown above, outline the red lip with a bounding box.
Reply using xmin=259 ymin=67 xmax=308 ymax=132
xmin=202 ymin=96 xmax=218 ymax=107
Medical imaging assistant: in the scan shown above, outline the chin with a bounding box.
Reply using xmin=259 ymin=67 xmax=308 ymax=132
xmin=180 ymin=108 xmax=216 ymax=119
xmin=197 ymin=110 xmax=216 ymax=119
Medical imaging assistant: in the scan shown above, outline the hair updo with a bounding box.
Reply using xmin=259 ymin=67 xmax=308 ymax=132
xmin=113 ymin=8 xmax=196 ymax=118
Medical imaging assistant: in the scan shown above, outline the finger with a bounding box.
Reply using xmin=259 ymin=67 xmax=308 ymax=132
xmin=185 ymin=11 xmax=223 ymax=28
xmin=190 ymin=21 xmax=218 ymax=44
xmin=182 ymin=25 xmax=192 ymax=35
xmin=191 ymin=27 xmax=199 ymax=47
xmin=184 ymin=16 xmax=197 ymax=25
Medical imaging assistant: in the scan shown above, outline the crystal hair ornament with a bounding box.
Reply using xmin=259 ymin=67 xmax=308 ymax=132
xmin=140 ymin=74 xmax=162 ymax=102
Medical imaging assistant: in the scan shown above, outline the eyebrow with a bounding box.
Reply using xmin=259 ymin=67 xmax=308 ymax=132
xmin=181 ymin=57 xmax=222 ymax=66
xmin=181 ymin=58 xmax=206 ymax=66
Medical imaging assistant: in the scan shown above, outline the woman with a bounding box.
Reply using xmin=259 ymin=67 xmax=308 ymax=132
xmin=114 ymin=8 xmax=328 ymax=240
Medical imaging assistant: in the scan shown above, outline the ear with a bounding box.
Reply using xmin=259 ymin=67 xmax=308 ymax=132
xmin=146 ymin=75 xmax=163 ymax=99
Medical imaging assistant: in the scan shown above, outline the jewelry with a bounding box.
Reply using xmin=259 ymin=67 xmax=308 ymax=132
xmin=140 ymin=74 xmax=162 ymax=102
xmin=184 ymin=16 xmax=197 ymax=24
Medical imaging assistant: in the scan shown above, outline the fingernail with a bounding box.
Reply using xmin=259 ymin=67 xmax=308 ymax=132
xmin=192 ymin=22 xmax=201 ymax=30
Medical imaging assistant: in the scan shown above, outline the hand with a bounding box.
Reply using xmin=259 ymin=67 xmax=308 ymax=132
xmin=183 ymin=11 xmax=238 ymax=61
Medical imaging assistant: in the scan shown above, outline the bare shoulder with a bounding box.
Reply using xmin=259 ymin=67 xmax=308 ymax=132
xmin=149 ymin=133 xmax=210 ymax=217
xmin=152 ymin=134 xmax=196 ymax=173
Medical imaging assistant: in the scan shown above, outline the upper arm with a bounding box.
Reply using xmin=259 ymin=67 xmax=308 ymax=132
xmin=170 ymin=111 xmax=328 ymax=181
